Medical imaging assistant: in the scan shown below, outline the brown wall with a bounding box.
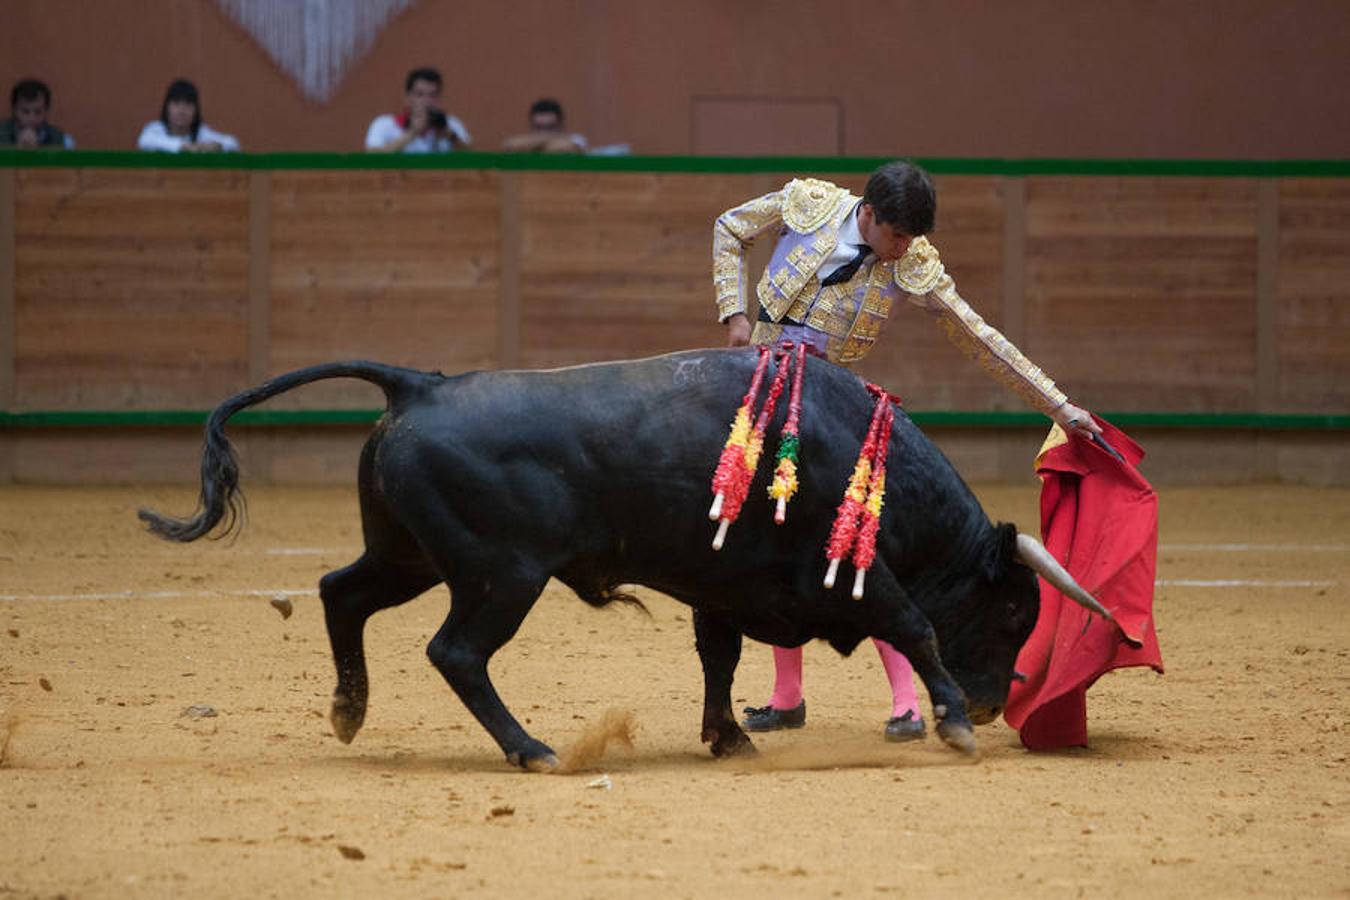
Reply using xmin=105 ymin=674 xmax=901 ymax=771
xmin=3 ymin=0 xmax=1350 ymax=156
xmin=1 ymin=162 xmax=1347 ymax=484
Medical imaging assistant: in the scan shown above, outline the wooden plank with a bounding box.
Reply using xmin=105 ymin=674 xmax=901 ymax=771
xmin=1256 ymin=181 xmax=1279 ymax=412
xmin=516 ymin=171 xmax=749 ymax=367
xmin=1 ymin=169 xmax=14 ymax=410
xmin=13 ymin=168 xmax=250 ymax=409
xmin=1275 ymin=179 xmax=1350 ymax=413
xmin=497 ymin=171 xmax=521 ymax=370
xmin=1023 ymin=176 xmax=1260 ymax=412
xmin=268 ymin=169 xmax=501 ymax=407
xmin=249 ymin=172 xmax=272 ymax=383
xmin=0 ymin=169 xmax=12 ymax=481
xmin=248 ymin=171 xmax=273 ymax=480
xmin=1000 ymin=177 xmax=1027 ymax=347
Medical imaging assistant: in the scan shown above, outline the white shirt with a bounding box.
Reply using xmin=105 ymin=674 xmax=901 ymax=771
xmin=137 ymin=121 xmax=240 ymax=153
xmin=822 ymin=202 xmax=873 ymax=278
xmin=364 ymin=113 xmax=471 ymax=153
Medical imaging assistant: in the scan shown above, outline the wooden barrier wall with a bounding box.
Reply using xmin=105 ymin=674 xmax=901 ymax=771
xmin=1 ymin=161 xmax=1347 ymax=484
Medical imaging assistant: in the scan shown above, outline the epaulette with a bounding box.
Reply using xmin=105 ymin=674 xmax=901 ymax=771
xmin=893 ymin=236 xmax=944 ymax=294
xmin=782 ymin=178 xmax=848 ymax=234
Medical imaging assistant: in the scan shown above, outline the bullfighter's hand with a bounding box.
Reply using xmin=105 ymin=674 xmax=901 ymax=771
xmin=1053 ymin=401 xmax=1102 ymax=437
xmin=725 ymin=313 xmax=751 ymax=348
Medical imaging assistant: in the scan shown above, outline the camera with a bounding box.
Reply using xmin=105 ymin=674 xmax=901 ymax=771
xmin=426 ymin=107 xmax=448 ymax=131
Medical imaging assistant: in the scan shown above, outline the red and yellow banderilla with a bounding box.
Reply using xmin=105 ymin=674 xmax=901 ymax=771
xmin=708 ymin=346 xmax=790 ymax=549
xmin=824 ymin=388 xmax=894 ymax=599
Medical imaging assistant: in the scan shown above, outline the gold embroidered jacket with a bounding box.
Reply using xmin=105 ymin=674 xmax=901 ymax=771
xmin=712 ymin=177 xmax=1068 ymax=415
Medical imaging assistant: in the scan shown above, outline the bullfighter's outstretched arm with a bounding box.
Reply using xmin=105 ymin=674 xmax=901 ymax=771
xmin=894 ymin=237 xmax=1096 ymax=432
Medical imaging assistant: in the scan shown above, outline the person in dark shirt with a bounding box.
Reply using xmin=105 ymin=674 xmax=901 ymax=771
xmin=1 ymin=79 xmax=75 ymax=149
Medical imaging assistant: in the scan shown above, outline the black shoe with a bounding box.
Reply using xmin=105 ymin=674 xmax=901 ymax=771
xmin=741 ymin=701 xmax=806 ymax=732
xmin=884 ymin=710 xmax=926 ymax=743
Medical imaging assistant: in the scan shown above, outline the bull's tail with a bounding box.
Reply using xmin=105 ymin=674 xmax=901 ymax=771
xmin=138 ymin=360 xmax=435 ymax=542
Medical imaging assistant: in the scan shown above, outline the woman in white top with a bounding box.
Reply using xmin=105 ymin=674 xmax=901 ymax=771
xmin=138 ymin=79 xmax=239 ymax=153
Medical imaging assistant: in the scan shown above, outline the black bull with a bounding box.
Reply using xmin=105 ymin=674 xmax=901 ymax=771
xmin=141 ymin=349 xmax=1113 ymax=768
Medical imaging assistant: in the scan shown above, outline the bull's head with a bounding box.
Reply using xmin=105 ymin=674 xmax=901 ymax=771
xmin=934 ymin=525 xmax=1110 ymax=725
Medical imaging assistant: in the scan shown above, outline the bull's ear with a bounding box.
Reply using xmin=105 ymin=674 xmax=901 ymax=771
xmin=982 ymin=522 xmax=1020 ymax=582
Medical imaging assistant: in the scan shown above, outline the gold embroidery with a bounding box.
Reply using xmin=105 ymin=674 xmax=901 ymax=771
xmin=838 ymin=336 xmax=872 ymax=364
xmin=893 ymin=236 xmax=944 ymax=294
xmin=805 ymin=307 xmax=831 ymax=331
xmin=783 ymin=178 xmax=849 ymax=233
xmin=927 ymin=273 xmax=1067 ymax=414
xmin=713 ymin=187 xmax=790 ymax=320
xmin=750 ymin=321 xmax=785 ymax=347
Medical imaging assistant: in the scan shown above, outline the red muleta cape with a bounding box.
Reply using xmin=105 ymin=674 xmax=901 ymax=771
xmin=1003 ymin=417 xmax=1164 ymax=750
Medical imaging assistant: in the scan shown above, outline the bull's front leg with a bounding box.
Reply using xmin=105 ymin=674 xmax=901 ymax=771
xmin=897 ymin=629 xmax=979 ymax=755
xmin=693 ymin=610 xmax=756 ymax=757
xmin=864 ymin=576 xmax=979 ymax=756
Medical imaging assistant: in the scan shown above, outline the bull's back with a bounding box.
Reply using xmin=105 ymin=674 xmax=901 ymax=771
xmin=369 ymin=349 xmax=988 ymax=589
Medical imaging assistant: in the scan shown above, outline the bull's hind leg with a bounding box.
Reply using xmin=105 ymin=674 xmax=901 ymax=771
xmin=694 ymin=611 xmax=755 ymax=757
xmin=320 ymin=554 xmax=439 ymax=743
xmin=426 ymin=567 xmax=557 ymax=771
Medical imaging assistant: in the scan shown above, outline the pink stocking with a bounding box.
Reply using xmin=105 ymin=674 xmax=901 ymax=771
xmin=873 ymin=639 xmax=921 ymax=719
xmin=768 ymin=645 xmax=804 ymax=709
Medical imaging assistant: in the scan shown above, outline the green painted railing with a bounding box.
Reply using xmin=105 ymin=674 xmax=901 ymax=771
xmin=2 ymin=150 xmax=1349 ymax=178
xmin=1 ymin=409 xmax=1345 ymax=431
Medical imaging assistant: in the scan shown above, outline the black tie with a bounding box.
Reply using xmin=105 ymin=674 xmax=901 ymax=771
xmin=821 ymin=244 xmax=871 ymax=286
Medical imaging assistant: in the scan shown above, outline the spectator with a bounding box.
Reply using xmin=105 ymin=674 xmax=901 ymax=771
xmin=1 ymin=79 xmax=75 ymax=149
xmin=365 ymin=67 xmax=470 ymax=153
xmin=138 ymin=79 xmax=239 ymax=153
xmin=502 ymin=98 xmax=587 ymax=154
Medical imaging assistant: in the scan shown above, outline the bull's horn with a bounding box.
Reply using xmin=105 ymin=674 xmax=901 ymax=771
xmin=1015 ymin=533 xmax=1114 ymax=622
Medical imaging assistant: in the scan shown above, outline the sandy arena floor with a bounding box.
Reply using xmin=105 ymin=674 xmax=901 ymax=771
xmin=1 ymin=481 xmax=1347 ymax=898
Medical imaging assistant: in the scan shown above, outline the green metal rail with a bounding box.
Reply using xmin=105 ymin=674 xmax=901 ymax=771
xmin=2 ymin=150 xmax=1348 ymax=178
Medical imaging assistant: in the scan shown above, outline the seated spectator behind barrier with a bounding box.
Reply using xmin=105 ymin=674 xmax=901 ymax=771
xmin=366 ymin=67 xmax=470 ymax=153
xmin=138 ymin=79 xmax=239 ymax=153
xmin=1 ymin=79 xmax=75 ymax=149
xmin=502 ymin=98 xmax=586 ymax=154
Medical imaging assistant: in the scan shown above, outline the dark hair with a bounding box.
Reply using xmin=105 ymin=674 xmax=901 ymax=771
xmin=11 ymin=78 xmax=51 ymax=109
xmin=863 ymin=161 xmax=937 ymax=237
xmin=404 ymin=67 xmax=443 ymax=93
xmin=159 ymin=78 xmax=202 ymax=141
xmin=529 ymin=98 xmax=563 ymax=121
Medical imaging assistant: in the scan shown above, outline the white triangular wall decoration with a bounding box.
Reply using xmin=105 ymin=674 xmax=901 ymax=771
xmin=216 ymin=0 xmax=419 ymax=103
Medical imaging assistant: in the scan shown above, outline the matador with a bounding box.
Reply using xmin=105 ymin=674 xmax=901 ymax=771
xmin=712 ymin=160 xmax=1100 ymax=742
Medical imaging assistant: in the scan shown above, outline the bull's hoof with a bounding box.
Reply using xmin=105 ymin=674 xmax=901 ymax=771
xmin=506 ymin=739 xmax=560 ymax=772
xmin=704 ymin=728 xmax=757 ymax=758
xmin=330 ymin=695 xmax=366 ymax=744
xmin=524 ymin=753 xmax=561 ymax=773
xmin=936 ymin=720 xmax=979 ymax=756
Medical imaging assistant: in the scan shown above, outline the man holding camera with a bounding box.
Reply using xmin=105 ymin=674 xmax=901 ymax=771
xmin=365 ymin=67 xmax=471 ymax=153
